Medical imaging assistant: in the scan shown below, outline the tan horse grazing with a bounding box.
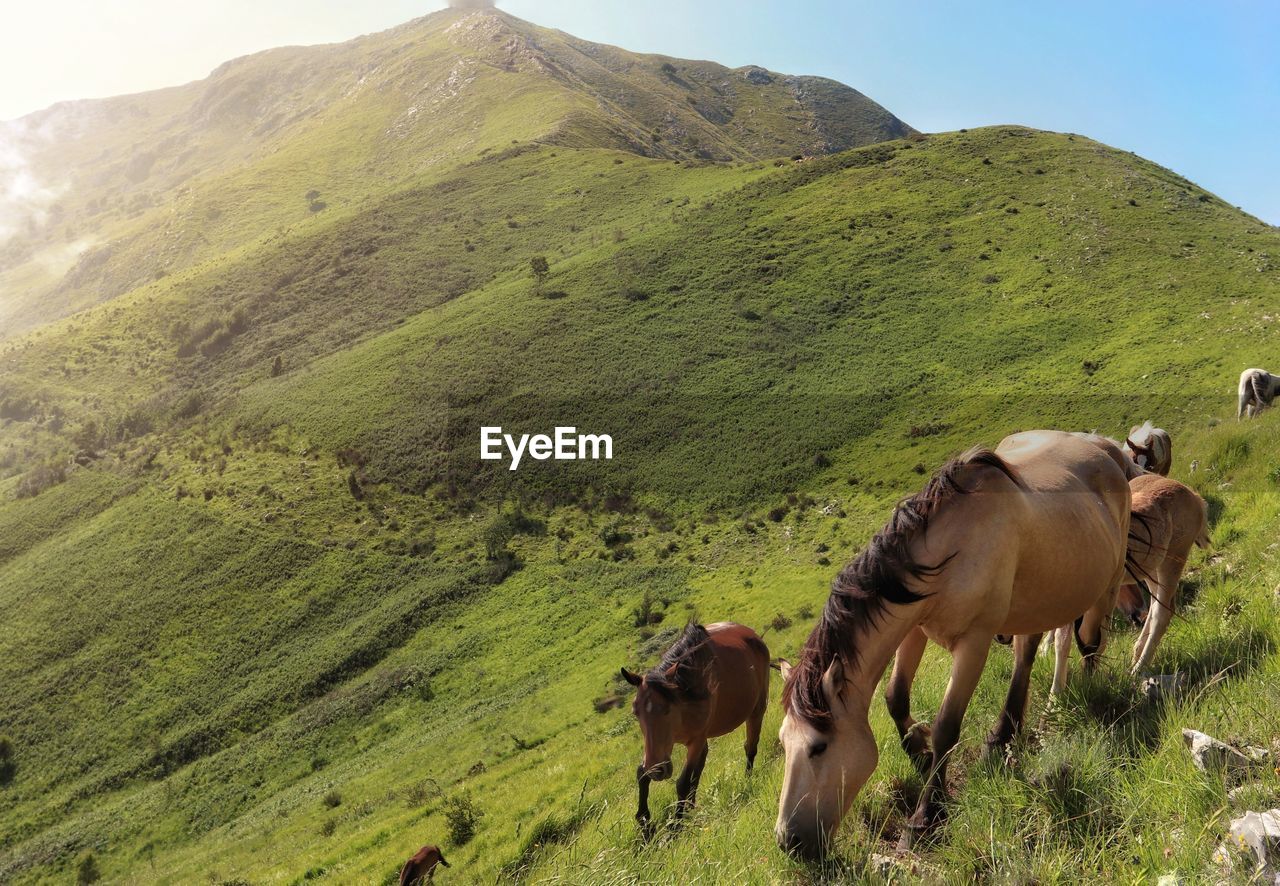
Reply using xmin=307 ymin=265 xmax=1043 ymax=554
xmin=621 ymin=622 xmax=769 ymax=830
xmin=1123 ymin=474 xmax=1209 ymax=672
xmin=399 ymin=845 xmax=448 ymax=884
xmin=1238 ymin=368 xmax=1280 ymax=419
xmin=776 ymin=431 xmax=1131 ymax=859
xmin=1123 ymin=422 xmax=1172 ymax=476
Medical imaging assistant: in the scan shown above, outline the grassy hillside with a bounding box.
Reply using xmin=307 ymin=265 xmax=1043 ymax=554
xmin=0 ymin=8 xmax=909 ymax=339
xmin=2 ymin=11 xmax=1280 ymax=885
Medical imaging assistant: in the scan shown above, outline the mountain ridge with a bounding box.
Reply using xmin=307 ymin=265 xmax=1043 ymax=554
xmin=0 ymin=8 xmax=911 ymax=339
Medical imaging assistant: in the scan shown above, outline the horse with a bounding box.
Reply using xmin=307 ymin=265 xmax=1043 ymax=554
xmin=775 ymin=430 xmax=1131 ymax=860
xmin=1089 ymin=474 xmax=1210 ymax=675
xmin=620 ymin=622 xmax=769 ymax=830
xmin=1047 ymin=473 xmax=1209 ymax=686
xmin=399 ymin=845 xmax=448 ymax=885
xmin=1238 ymin=368 xmax=1280 ymax=419
xmin=1123 ymin=422 xmax=1172 ymax=476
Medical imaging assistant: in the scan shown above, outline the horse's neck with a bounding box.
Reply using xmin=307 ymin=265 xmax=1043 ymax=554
xmin=843 ymin=606 xmax=919 ymax=711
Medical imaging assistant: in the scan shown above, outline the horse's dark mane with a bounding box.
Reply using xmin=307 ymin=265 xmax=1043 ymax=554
xmin=647 ymin=623 xmax=714 ymax=700
xmin=784 ymin=448 xmax=1020 ymax=731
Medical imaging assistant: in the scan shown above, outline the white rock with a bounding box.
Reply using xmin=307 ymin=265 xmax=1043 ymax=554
xmin=1226 ymin=809 xmax=1280 ymax=880
xmin=1183 ymin=729 xmax=1256 ymax=776
xmin=1142 ymin=674 xmax=1185 ymax=701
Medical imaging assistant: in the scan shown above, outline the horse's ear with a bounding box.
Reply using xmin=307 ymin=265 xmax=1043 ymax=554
xmin=771 ymin=658 xmax=793 ymax=681
xmin=620 ymin=667 xmax=642 ymax=687
xmin=820 ymin=656 xmax=847 ymax=710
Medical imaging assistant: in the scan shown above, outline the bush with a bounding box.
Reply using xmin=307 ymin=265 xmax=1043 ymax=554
xmin=444 ymin=792 xmax=484 ymax=846
xmin=319 ymin=818 xmax=337 ymax=837
xmin=322 ymin=790 xmax=342 ymax=809
xmin=632 ymin=589 xmax=664 ymax=627
xmin=15 ymin=463 xmax=66 ymax=499
xmin=770 ymin=613 xmax=793 ymax=631
xmin=76 ymin=851 xmax=101 ymax=884
xmin=0 ymin=735 xmax=14 ymax=785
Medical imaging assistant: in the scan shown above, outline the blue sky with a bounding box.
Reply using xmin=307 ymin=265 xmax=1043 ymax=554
xmin=3 ymin=1 xmax=1276 ymax=222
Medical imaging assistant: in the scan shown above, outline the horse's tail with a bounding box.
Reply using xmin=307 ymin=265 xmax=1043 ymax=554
xmin=1252 ymin=371 xmax=1273 ymax=409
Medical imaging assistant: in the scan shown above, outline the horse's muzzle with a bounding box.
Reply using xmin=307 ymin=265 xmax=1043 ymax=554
xmin=640 ymin=760 xmax=673 ymax=781
xmin=776 ymin=824 xmax=823 ymax=861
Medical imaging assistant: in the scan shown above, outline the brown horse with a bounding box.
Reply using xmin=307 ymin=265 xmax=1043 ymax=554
xmin=776 ymin=431 xmax=1131 ymax=859
xmin=399 ymin=845 xmax=448 ymax=885
xmin=1050 ymin=473 xmax=1209 ymax=682
xmin=1119 ymin=474 xmax=1209 ymax=672
xmin=1123 ymin=422 xmax=1173 ymax=475
xmin=621 ymin=622 xmax=769 ymax=829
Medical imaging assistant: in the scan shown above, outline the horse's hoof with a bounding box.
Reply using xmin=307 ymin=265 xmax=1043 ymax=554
xmin=902 ymin=723 xmax=933 ymax=773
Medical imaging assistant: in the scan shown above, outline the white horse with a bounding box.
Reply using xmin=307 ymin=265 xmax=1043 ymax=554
xmin=1238 ymin=368 xmax=1280 ymax=419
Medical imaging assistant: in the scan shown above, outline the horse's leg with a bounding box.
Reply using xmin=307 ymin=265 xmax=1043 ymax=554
xmin=1075 ymin=583 xmax=1117 ymax=674
xmin=1131 ymin=593 xmax=1156 ymax=667
xmin=744 ymin=698 xmax=766 ymax=772
xmin=674 ymin=740 xmax=709 ymax=818
xmin=1050 ymin=625 xmax=1072 ymax=695
xmin=901 ymin=633 xmax=990 ymax=847
xmin=635 ymin=765 xmax=653 ymax=831
xmin=1132 ymin=562 xmax=1177 ymax=675
xmin=885 ymin=625 xmax=932 ymax=774
xmin=984 ymin=632 xmax=1043 ymax=758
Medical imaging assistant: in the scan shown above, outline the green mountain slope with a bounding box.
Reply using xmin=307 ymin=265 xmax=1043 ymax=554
xmin=0 ymin=7 xmax=910 ymax=339
xmin=1 ymin=11 xmax=1279 ymax=886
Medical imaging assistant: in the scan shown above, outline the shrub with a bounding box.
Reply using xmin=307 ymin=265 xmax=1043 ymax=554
xmin=76 ymin=851 xmax=101 ymax=884
xmin=599 ymin=520 xmax=631 ymax=548
xmin=907 ymin=422 xmax=950 ymax=439
xmin=322 ymin=790 xmax=342 ymax=809
xmin=271 ymin=355 xmax=284 ymax=377
xmin=319 ymin=818 xmax=337 ymax=837
xmin=767 ymin=505 xmax=789 ymax=523
xmin=15 ymin=463 xmax=66 ymax=499
xmin=770 ymin=612 xmax=792 ymax=631
xmin=444 ymin=792 xmax=484 ymax=846
xmin=632 ymin=589 xmax=664 ymax=627
xmin=0 ymin=735 xmax=14 ymax=785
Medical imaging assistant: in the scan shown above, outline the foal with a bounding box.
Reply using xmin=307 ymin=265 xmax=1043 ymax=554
xmin=1124 ymin=474 xmax=1209 ymax=672
xmin=621 ymin=622 xmax=769 ymax=829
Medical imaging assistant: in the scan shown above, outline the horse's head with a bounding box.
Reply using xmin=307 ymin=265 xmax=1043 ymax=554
xmin=1116 ymin=582 xmax=1148 ymax=627
xmin=620 ymin=666 xmax=688 ymax=781
xmin=775 ymin=655 xmax=877 ymax=860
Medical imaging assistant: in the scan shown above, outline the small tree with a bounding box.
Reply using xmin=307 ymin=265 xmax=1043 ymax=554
xmin=530 ymin=255 xmax=550 ymax=294
xmin=0 ymin=735 xmax=14 ymax=785
xmin=76 ymin=851 xmax=101 ymax=885
xmin=444 ymin=792 xmax=484 ymax=846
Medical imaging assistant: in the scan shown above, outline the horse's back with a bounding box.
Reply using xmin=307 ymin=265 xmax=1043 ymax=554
xmin=1131 ymin=474 xmax=1208 ymax=562
xmin=977 ymin=430 xmax=1131 ymax=634
xmin=704 ymin=622 xmax=769 ymax=736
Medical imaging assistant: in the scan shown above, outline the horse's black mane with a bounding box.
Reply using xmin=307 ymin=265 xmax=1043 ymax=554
xmin=784 ymin=448 xmax=1020 ymax=731
xmin=646 ymin=623 xmax=714 ymax=700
